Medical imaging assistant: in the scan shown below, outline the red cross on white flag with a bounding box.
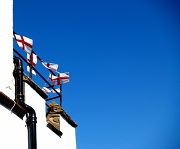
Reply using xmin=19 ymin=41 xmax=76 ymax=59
xmin=49 ymin=72 xmax=70 ymax=85
xmin=14 ymin=34 xmax=33 ymax=54
xmin=27 ymin=52 xmax=37 ymax=67
xmin=27 ymin=52 xmax=37 ymax=75
xmin=42 ymin=62 xmax=58 ymax=71
xmin=27 ymin=66 xmax=36 ymax=75
xmin=42 ymin=87 xmax=61 ymax=93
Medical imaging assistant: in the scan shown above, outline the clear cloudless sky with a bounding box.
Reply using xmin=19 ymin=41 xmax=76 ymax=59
xmin=13 ymin=0 xmax=180 ymax=149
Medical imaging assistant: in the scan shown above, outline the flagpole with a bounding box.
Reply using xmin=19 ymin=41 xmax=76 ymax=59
xmin=60 ymin=84 xmax=62 ymax=106
xmin=29 ymin=52 xmax=33 ymax=79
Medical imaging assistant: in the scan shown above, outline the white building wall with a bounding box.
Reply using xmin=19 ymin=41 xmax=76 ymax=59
xmin=25 ymin=83 xmax=77 ymax=149
xmin=59 ymin=116 xmax=77 ymax=149
xmin=0 ymin=82 xmax=77 ymax=149
xmin=0 ymin=104 xmax=27 ymax=149
xmin=0 ymin=0 xmax=14 ymax=100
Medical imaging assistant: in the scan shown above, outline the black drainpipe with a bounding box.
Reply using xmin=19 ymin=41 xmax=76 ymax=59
xmin=13 ymin=56 xmax=37 ymax=149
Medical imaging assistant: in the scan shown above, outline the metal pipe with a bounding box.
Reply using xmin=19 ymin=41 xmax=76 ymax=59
xmin=13 ymin=56 xmax=37 ymax=149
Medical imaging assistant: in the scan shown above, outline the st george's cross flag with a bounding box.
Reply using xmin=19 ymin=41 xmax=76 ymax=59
xmin=42 ymin=87 xmax=61 ymax=93
xmin=27 ymin=52 xmax=37 ymax=67
xmin=27 ymin=52 xmax=37 ymax=75
xmin=49 ymin=72 xmax=70 ymax=85
xmin=14 ymin=34 xmax=33 ymax=54
xmin=42 ymin=62 xmax=58 ymax=72
xmin=27 ymin=66 xmax=36 ymax=75
xmin=42 ymin=87 xmax=51 ymax=93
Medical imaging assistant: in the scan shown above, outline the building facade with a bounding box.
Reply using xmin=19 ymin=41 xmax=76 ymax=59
xmin=0 ymin=1 xmax=77 ymax=149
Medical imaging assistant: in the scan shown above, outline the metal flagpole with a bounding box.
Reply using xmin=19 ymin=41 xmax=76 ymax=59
xmin=60 ymin=84 xmax=62 ymax=106
xmin=29 ymin=52 xmax=33 ymax=79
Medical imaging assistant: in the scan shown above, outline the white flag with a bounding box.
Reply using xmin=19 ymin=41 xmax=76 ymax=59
xmin=27 ymin=66 xmax=36 ymax=75
xmin=53 ymin=88 xmax=61 ymax=93
xmin=14 ymin=34 xmax=33 ymax=54
xmin=27 ymin=52 xmax=37 ymax=75
xmin=42 ymin=87 xmax=51 ymax=93
xmin=27 ymin=52 xmax=37 ymax=67
xmin=49 ymin=72 xmax=70 ymax=85
xmin=42 ymin=62 xmax=58 ymax=71
xmin=42 ymin=87 xmax=61 ymax=93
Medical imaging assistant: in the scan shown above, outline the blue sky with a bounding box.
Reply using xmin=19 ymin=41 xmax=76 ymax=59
xmin=13 ymin=0 xmax=180 ymax=149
